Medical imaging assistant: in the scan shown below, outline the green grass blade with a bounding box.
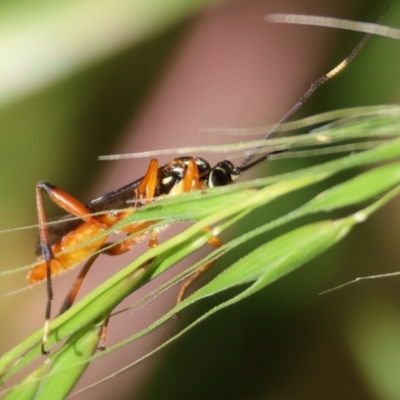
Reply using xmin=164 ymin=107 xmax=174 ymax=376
xmin=4 ymin=325 xmax=101 ymax=400
xmin=2 ymin=112 xmax=400 ymax=396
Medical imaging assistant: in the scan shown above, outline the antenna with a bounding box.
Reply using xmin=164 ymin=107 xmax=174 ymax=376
xmin=232 ymin=12 xmax=387 ymax=176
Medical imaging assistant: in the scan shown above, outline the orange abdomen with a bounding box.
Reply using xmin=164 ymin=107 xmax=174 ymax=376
xmin=27 ymin=222 xmax=109 ymax=284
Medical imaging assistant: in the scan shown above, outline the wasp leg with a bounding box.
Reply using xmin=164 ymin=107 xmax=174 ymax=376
xmin=136 ymin=159 xmax=159 ymax=201
xmin=98 ymin=317 xmax=110 ymax=351
xmin=176 ymin=231 xmax=223 ymax=306
xmin=58 ymin=252 xmax=102 ymax=315
xmin=97 ymin=258 xmax=155 ymax=351
xmin=57 ymin=161 xmax=160 ymax=348
xmin=36 ymin=182 xmax=103 ymax=355
xmin=183 ymin=158 xmax=201 ymax=191
xmin=57 ymin=250 xmax=110 ymax=351
xmin=57 ymin=230 xmax=158 ymax=351
xmin=35 ymin=159 xmax=161 ymax=354
xmin=173 ymin=160 xmax=222 ymax=307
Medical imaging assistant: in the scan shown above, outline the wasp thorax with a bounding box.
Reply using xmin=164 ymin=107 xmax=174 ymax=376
xmin=171 ymin=157 xmax=211 ymax=176
xmin=157 ymin=157 xmax=212 ymax=196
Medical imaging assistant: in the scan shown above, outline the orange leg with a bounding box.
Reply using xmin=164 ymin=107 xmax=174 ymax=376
xmin=36 ymin=182 xmax=104 ymax=355
xmin=58 ymin=236 xmax=150 ymax=315
xmin=176 ymin=231 xmax=223 ymax=305
xmin=57 ymin=228 xmax=160 ymax=350
xmin=93 ymin=230 xmax=160 ymax=350
xmin=36 ymin=158 xmax=221 ymax=352
xmin=183 ymin=158 xmax=201 ymax=192
xmin=58 ymin=252 xmax=102 ymax=315
xmin=36 ymin=160 xmax=161 ymax=354
xmin=136 ymin=159 xmax=159 ymax=201
xmin=59 ymin=253 xmax=109 ymax=352
xmin=175 ymin=162 xmax=223 ymax=304
xmin=41 ymin=160 xmax=161 ymax=353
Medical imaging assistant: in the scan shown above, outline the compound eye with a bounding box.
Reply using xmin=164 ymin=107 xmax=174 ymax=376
xmin=208 ymin=161 xmax=234 ymax=187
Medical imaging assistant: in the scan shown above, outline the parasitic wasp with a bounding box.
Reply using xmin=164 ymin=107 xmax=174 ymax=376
xmin=28 ymin=19 xmax=379 ymax=356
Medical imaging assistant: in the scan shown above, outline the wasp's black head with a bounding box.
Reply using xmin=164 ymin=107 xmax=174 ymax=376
xmin=207 ymin=160 xmax=236 ymax=187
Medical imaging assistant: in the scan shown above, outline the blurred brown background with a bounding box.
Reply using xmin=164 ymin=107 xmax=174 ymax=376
xmin=1 ymin=0 xmax=400 ymax=399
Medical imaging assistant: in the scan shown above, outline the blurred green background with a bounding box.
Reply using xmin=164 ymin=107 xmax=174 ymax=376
xmin=1 ymin=0 xmax=400 ymax=399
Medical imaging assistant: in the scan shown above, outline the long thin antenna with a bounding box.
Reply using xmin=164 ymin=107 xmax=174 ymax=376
xmin=232 ymin=12 xmax=387 ymax=176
